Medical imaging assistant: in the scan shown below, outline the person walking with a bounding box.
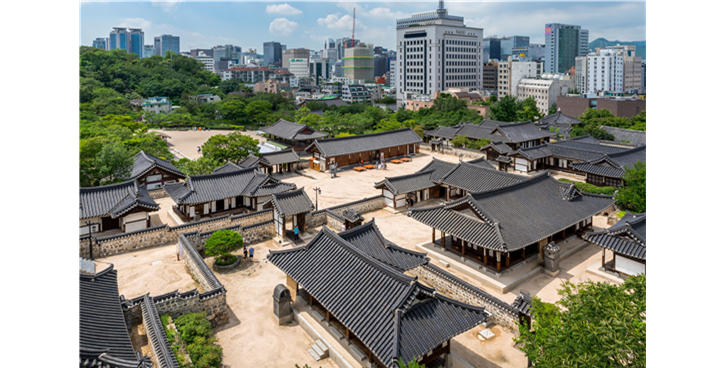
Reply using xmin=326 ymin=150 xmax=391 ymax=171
xmin=341 ymin=223 xmax=346 ymax=232
xmin=375 ymin=160 xmax=379 ymax=170
xmin=243 ymin=246 xmax=248 ymax=263
xmin=294 ymin=226 xmax=299 ymax=241
xmin=197 ymin=146 xmax=201 ymax=154
xmin=249 ymin=246 xmax=254 ymax=261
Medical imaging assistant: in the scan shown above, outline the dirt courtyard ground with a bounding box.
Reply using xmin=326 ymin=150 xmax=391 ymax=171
xmin=151 ymin=128 xmax=267 ymax=160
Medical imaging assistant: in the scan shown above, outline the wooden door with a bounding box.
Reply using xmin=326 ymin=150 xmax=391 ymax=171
xmin=102 ymin=216 xmax=120 ymax=231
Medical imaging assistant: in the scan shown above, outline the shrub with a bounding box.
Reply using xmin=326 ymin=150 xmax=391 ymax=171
xmin=205 ymin=230 xmax=243 ymax=263
xmin=174 ymin=312 xmax=213 ymax=345
xmin=558 ymin=178 xmax=617 ymax=196
xmin=186 ymin=335 xmax=223 ymax=368
xmin=214 ymin=255 xmax=238 ymax=266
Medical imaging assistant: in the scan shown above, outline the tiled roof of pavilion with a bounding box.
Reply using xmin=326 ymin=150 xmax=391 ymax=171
xmin=164 ymin=166 xmax=293 ymax=205
xmin=264 ymin=187 xmax=315 ymax=216
xmin=237 ymin=156 xmax=261 ymax=168
xmin=512 ymin=291 xmax=533 ymax=318
xmin=601 ymin=126 xmax=647 ymax=146
xmin=538 ymin=112 xmax=582 ymax=126
xmin=583 ymin=212 xmax=646 ymax=260
xmin=481 ymin=141 xmax=514 ymax=154
xmin=260 ymin=119 xmax=328 ymax=141
xmin=417 ymin=158 xmax=459 ymax=182
xmin=305 ymin=128 xmax=422 ymax=157
xmin=511 ymin=136 xmax=631 ymax=161
xmin=80 ymin=180 xmax=159 ymax=220
xmin=489 ymin=121 xmax=554 ymax=143
xmin=339 ymin=219 xmax=429 ymax=271
xmin=213 ymin=161 xmax=248 ymax=174
xmin=571 ymin=145 xmax=646 ymax=178
xmin=408 ymin=172 xmax=615 ymax=252
xmin=374 ymin=170 xmax=438 ymax=196
xmin=259 ymin=148 xmax=301 ymax=166
xmin=466 ymin=157 xmax=496 ymax=170
xmin=131 ymin=151 xmax=185 ymax=180
xmin=267 ymin=226 xmax=486 ymax=367
xmin=436 ymin=161 xmax=524 ymax=193
xmin=426 ymin=121 xmax=553 ymax=144
xmin=374 ymin=158 xmax=498 ymax=196
xmin=80 ymin=264 xmax=152 ymax=368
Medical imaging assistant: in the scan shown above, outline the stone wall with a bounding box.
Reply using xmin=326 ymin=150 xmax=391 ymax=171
xmin=303 ymin=195 xmax=385 ymax=230
xmin=241 ymin=220 xmax=275 ymax=244
xmin=326 ymin=212 xmax=344 ymax=231
xmin=147 ymin=188 xmax=170 ymax=199
xmin=82 ymin=210 xmax=274 ymax=258
xmin=123 ymin=288 xmax=228 ymax=328
xmin=409 ymin=264 xmax=520 ymax=334
xmin=449 ymin=146 xmax=486 ymax=159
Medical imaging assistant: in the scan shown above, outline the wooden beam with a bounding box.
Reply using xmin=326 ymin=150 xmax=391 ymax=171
xmin=484 ymin=251 xmax=488 ymax=266
xmin=462 ymin=242 xmax=466 ymax=257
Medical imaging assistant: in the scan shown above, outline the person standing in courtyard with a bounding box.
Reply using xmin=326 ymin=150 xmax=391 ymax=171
xmin=197 ymin=146 xmax=201 ymax=154
xmin=294 ymin=225 xmax=299 ymax=241
xmin=249 ymin=246 xmax=254 ymax=261
xmin=243 ymin=245 xmax=248 ymax=263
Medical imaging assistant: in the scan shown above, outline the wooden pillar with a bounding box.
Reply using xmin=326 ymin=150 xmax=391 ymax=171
xmin=462 ymin=242 xmax=466 ymax=257
xmin=506 ymin=252 xmax=510 ymax=267
xmin=309 ymin=293 xmax=314 ymax=307
xmin=346 ymin=327 xmax=350 ymax=342
xmin=442 ymin=232 xmax=446 ymax=248
xmin=612 ymin=254 xmax=616 ymax=270
xmin=602 ymin=249 xmax=606 ymax=268
xmin=432 ymin=228 xmax=435 ymax=244
xmin=326 ymin=310 xmax=330 ymax=323
xmin=496 ymin=251 xmax=501 ymax=273
xmin=484 ymin=251 xmax=488 ymax=266
xmin=522 ymin=247 xmax=526 ymax=259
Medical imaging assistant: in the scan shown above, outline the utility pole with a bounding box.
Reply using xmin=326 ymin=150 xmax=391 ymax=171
xmin=85 ymin=221 xmax=94 ymax=260
xmin=312 ymin=187 xmax=321 ymax=211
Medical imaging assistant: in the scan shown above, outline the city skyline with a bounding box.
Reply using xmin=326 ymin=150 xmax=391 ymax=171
xmin=80 ymin=1 xmax=646 ymax=54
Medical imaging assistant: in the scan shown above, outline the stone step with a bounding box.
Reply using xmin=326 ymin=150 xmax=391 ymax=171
xmin=311 ymin=309 xmax=325 ymax=322
xmin=350 ymin=344 xmax=367 ymax=362
xmin=308 ymin=348 xmax=321 ymax=361
xmin=330 ymin=326 xmax=345 ymax=340
xmin=315 ymin=339 xmax=328 ymax=352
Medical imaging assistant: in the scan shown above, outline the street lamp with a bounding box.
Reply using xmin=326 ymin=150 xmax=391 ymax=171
xmin=312 ymin=187 xmax=321 ymax=211
xmin=85 ymin=221 xmax=94 ymax=260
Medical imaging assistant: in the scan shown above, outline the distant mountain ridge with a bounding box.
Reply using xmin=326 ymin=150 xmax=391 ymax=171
xmin=588 ymin=38 xmax=646 ymax=60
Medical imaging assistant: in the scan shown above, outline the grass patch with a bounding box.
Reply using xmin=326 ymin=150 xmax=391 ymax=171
xmin=214 ymin=255 xmax=238 ymax=266
xmin=558 ymin=178 xmax=618 ymax=196
xmin=617 ymin=211 xmax=626 ymax=218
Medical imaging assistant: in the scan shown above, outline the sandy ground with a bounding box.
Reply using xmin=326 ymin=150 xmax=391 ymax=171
xmin=206 ymin=242 xmax=339 ymax=368
xmin=151 ymin=129 xmax=267 ymax=160
xmin=97 ymin=243 xmax=200 ymax=298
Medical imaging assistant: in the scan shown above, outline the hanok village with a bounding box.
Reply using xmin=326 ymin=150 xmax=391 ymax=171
xmin=79 ymin=117 xmax=645 ymax=368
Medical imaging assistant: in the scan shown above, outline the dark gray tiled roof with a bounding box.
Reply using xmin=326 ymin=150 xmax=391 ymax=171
xmin=237 ymin=156 xmax=261 ymax=168
xmin=408 ymin=173 xmax=615 ymax=252
xmin=213 ymin=161 xmax=247 ymax=173
xmin=601 ymin=126 xmax=646 ymax=146
xmin=583 ymin=212 xmax=646 ymax=260
xmin=479 ymin=119 xmax=512 ymax=128
xmin=165 ymin=167 xmax=292 ymax=205
xmin=131 ymin=151 xmax=185 ymax=180
xmin=306 ymin=128 xmax=422 ymax=157
xmin=424 ymin=126 xmax=461 ymax=139
xmin=512 ymin=291 xmax=532 ymax=317
xmin=140 ymin=295 xmax=180 ymax=368
xmin=261 ymin=119 xmax=328 ymax=141
xmin=266 ymin=187 xmax=315 ymax=216
xmin=537 ymin=123 xmax=574 ymax=138
xmin=456 ymin=123 xmax=498 ymax=141
xmin=339 ymin=219 xmax=429 ymax=271
xmin=437 ymin=161 xmax=524 ymax=193
xmin=247 ymin=182 xmax=297 ymax=197
xmin=539 ymin=112 xmax=582 ymax=126
xmin=260 ymin=148 xmax=300 ymax=166
xmin=490 ymin=122 xmax=554 ymax=143
xmin=571 ymin=145 xmax=646 ymax=179
xmin=466 ymin=157 xmax=496 ymax=170
xmin=267 ymin=227 xmax=486 ymax=367
xmin=340 ymin=207 xmax=364 ymax=223
xmin=417 ymin=158 xmax=459 ymax=182
xmin=80 ymin=265 xmax=148 ymax=368
xmin=80 ymin=180 xmax=159 ymax=220
xmin=513 ymin=136 xmax=630 ymax=162
xmin=374 ymin=170 xmax=438 ymax=196
xmin=482 ymin=141 xmax=514 ymax=154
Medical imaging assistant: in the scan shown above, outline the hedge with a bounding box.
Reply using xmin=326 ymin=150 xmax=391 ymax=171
xmin=558 ymin=178 xmax=617 ymax=196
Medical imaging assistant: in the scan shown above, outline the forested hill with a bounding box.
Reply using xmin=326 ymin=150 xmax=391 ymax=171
xmin=588 ymin=38 xmax=646 ymax=59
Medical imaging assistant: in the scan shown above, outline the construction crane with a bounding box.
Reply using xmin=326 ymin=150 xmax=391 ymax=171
xmin=352 ymin=8 xmax=356 ymax=48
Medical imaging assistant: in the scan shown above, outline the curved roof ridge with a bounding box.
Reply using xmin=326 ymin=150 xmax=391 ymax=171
xmin=80 ymin=179 xmax=136 ymax=192
xmin=79 ymin=263 xmax=114 ymax=280
xmin=607 ymin=144 xmax=646 ymax=158
xmin=188 ymin=165 xmax=257 ymax=180
xmin=315 ymin=127 xmax=417 ymax=143
xmin=469 ymin=171 xmax=552 ymax=199
xmin=429 ymin=291 xmax=487 ymax=313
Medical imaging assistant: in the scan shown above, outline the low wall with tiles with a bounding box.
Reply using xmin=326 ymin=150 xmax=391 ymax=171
xmin=409 ymin=264 xmax=520 ymax=334
xmin=147 ymin=188 xmax=170 ymax=199
xmin=325 ymin=212 xmax=345 ymax=231
xmin=304 ymin=195 xmax=385 ymax=230
xmin=450 ymin=146 xmax=487 ymax=159
xmin=123 ymin=288 xmax=229 ymax=329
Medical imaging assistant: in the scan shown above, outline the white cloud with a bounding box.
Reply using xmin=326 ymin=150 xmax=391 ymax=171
xmin=266 ymin=4 xmax=302 ymax=15
xmin=269 ymin=18 xmax=299 ymax=36
xmin=336 ymin=2 xmax=361 ymax=14
xmin=151 ymin=0 xmax=184 ymax=12
xmin=118 ymin=18 xmax=152 ymax=29
xmin=317 ymin=13 xmax=359 ymax=33
xmin=367 ymin=7 xmax=407 ymax=19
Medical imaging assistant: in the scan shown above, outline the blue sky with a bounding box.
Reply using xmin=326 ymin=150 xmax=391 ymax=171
xmin=80 ymin=1 xmax=645 ymax=53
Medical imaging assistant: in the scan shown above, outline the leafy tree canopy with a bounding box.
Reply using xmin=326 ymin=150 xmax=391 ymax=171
xmin=205 ymin=229 xmax=243 ymax=262
xmin=616 ymin=161 xmax=646 ymax=212
xmin=176 ymin=156 xmax=222 ymax=176
xmin=201 ymin=132 xmax=259 ymax=163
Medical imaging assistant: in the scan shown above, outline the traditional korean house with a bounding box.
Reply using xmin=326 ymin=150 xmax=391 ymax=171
xmin=80 ymin=180 xmax=160 ymax=236
xmin=408 ymin=172 xmax=615 ymax=274
xmin=436 ymin=160 xmax=524 ymax=200
xmin=264 ymin=187 xmax=315 ymax=239
xmin=535 ymin=111 xmax=582 ymax=140
xmin=601 ymin=126 xmax=647 ymax=146
xmin=426 ymin=121 xmax=553 ymax=152
xmin=571 ymin=145 xmax=646 ymax=187
xmin=267 ymin=226 xmax=487 ymax=368
xmin=130 ymin=151 xmax=185 ymax=189
xmin=164 ymin=166 xmax=296 ymax=221
xmin=305 ymin=128 xmax=422 ymax=172
xmin=583 ymin=212 xmax=646 ymax=276
xmin=80 ymin=264 xmax=153 ymax=368
xmin=236 ymin=149 xmax=301 ymax=174
xmin=504 ymin=135 xmax=631 ymax=174
xmin=480 ymin=141 xmax=514 ymax=164
xmin=260 ymin=119 xmax=329 ymax=151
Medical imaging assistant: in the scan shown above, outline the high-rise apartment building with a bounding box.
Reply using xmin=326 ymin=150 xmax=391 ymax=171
xmin=497 ymin=56 xmax=540 ymax=98
xmin=544 ymin=23 xmax=589 ymax=73
xmin=109 ymin=27 xmax=128 ymax=51
xmin=282 ymin=48 xmax=310 ymax=70
xmin=373 ymin=54 xmax=389 ymax=78
xmin=190 ymin=49 xmax=214 ymax=58
xmin=395 ymin=0 xmax=483 ymax=101
xmin=574 ymin=56 xmax=587 ymax=93
xmin=92 ymin=38 xmax=107 ymax=50
xmin=389 ymin=56 xmax=397 ymax=87
xmin=263 ymin=41 xmax=283 ymax=65
xmin=213 ymin=45 xmax=242 ymax=71
xmin=482 ymin=62 xmax=498 ymax=91
xmin=154 ymin=34 xmax=180 ymax=56
xmin=584 ymin=49 xmax=623 ymax=94
xmin=143 ymin=45 xmax=155 ymax=58
xmin=127 ymin=28 xmax=144 ymax=57
xmin=483 ymin=36 xmax=529 ymax=62
xmin=344 ymin=43 xmax=375 ymax=81
xmin=289 ymin=58 xmax=309 ymax=79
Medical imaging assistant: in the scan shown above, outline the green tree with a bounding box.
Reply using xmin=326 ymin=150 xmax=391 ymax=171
xmin=432 ymin=93 xmax=468 ymax=114
xmin=295 ymin=106 xmax=311 ymax=122
xmin=630 ymin=110 xmax=646 ymax=131
xmin=177 ymin=156 xmax=221 ymax=176
xmin=450 ymin=135 xmax=471 ymax=148
xmin=547 ymin=103 xmax=558 ymax=116
xmin=205 ymin=229 xmax=243 ymax=263
xmin=515 ymin=96 xmax=543 ymax=122
xmin=515 ymin=275 xmax=646 ymax=368
xmin=488 ymin=94 xmax=519 ymax=122
xmin=375 ymin=117 xmax=402 ymax=132
xmin=201 ymin=132 xmax=259 ymax=163
xmin=397 ymin=359 xmax=425 ymax=368
xmin=298 ymin=113 xmax=321 ymax=128
xmin=94 ymin=140 xmax=134 ymax=185
xmin=471 ymin=137 xmax=492 ymax=149
xmin=245 ymin=100 xmax=274 ymax=123
xmin=336 ymin=132 xmax=356 ymax=137
xmin=221 ymin=100 xmax=247 ymax=122
xmin=219 ymin=79 xmax=241 ymax=94
xmin=616 ymin=161 xmax=646 ymax=213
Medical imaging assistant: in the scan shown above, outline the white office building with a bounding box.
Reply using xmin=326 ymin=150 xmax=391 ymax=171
xmin=289 ymin=58 xmax=309 ymax=79
xmin=395 ymin=1 xmax=483 ymax=102
xmin=195 ymin=56 xmax=215 ymax=72
xmin=497 ymin=56 xmax=540 ymax=98
xmin=585 ymin=49 xmax=623 ymax=94
xmin=389 ymin=57 xmax=397 ymax=87
xmin=517 ymin=75 xmax=576 ymax=114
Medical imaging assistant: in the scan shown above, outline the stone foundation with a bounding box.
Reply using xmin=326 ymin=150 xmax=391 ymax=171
xmin=409 ymin=264 xmax=519 ymax=334
xmin=147 ymin=188 xmax=170 ymax=199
